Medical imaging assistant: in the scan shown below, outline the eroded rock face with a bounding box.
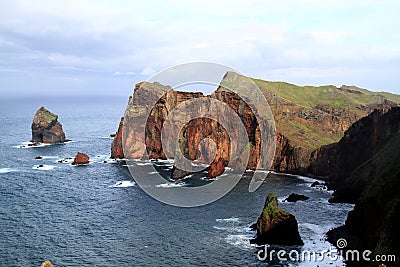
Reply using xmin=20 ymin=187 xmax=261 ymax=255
xmin=111 ymin=74 xmax=398 ymax=179
xmin=324 ymin=107 xmax=400 ymax=267
xmin=251 ymin=192 xmax=303 ymax=246
xmin=111 ymin=80 xmax=265 ymax=179
xmin=72 ymin=152 xmax=90 ymax=165
xmin=309 ymin=107 xmax=400 ymax=203
xmin=111 ymin=118 xmax=124 ymax=159
xmin=31 ymin=107 xmax=66 ymax=144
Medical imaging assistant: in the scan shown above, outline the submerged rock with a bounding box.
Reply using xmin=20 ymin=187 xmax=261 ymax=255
xmin=171 ymin=166 xmax=192 ymax=180
xmin=284 ymin=193 xmax=310 ymax=202
xmin=72 ymin=152 xmax=90 ymax=165
xmin=41 ymin=260 xmax=54 ymax=267
xmin=251 ymin=192 xmax=303 ymax=246
xmin=311 ymin=181 xmax=321 ymax=187
xmin=31 ymin=106 xmax=67 ymax=144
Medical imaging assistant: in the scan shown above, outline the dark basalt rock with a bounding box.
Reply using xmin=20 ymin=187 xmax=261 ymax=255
xmin=311 ymin=181 xmax=321 ymax=187
xmin=284 ymin=193 xmax=309 ymax=202
xmin=170 ymin=166 xmax=192 ymax=180
xmin=251 ymin=192 xmax=303 ymax=246
xmin=35 ymin=156 xmax=43 ymax=160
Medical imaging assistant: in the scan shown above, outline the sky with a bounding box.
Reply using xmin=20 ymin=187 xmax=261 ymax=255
xmin=0 ymin=0 xmax=399 ymax=97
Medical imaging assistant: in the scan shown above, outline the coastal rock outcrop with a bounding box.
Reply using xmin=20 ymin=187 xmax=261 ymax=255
xmin=322 ymin=107 xmax=400 ymax=267
xmin=31 ymin=107 xmax=66 ymax=144
xmin=284 ymin=193 xmax=309 ymax=202
xmin=111 ymin=73 xmax=398 ymax=179
xmin=111 ymin=117 xmax=124 ymax=159
xmin=251 ymin=192 xmax=303 ymax=246
xmin=309 ymin=107 xmax=400 ymax=203
xmin=72 ymin=152 xmax=90 ymax=165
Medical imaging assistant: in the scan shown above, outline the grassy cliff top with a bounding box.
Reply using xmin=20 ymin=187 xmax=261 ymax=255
xmin=33 ymin=106 xmax=58 ymax=124
xmin=251 ymin=79 xmax=400 ymax=109
xmin=217 ymin=73 xmax=400 ymax=151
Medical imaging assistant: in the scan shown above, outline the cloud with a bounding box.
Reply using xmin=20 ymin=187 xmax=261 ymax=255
xmin=113 ymin=71 xmax=135 ymax=76
xmin=140 ymin=67 xmax=156 ymax=76
xmin=0 ymin=0 xmax=399 ymax=96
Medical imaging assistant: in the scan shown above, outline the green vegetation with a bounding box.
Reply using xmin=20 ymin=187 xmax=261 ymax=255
xmin=218 ymin=73 xmax=400 ymax=152
xmin=249 ymin=78 xmax=400 ymax=150
xmin=251 ymin=79 xmax=400 ymax=109
xmin=34 ymin=107 xmax=57 ymax=124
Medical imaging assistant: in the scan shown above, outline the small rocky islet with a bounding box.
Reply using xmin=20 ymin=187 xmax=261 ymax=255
xmin=31 ymin=106 xmax=68 ymax=145
xmin=250 ymin=192 xmax=303 ymax=246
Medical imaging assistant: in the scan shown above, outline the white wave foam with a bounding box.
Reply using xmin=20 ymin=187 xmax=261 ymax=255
xmin=156 ymin=159 xmax=175 ymax=164
xmin=191 ymin=162 xmax=209 ymax=167
xmin=224 ymin=234 xmax=252 ymax=249
xmin=14 ymin=142 xmax=52 ymax=149
xmin=110 ymin=181 xmax=135 ymax=188
xmin=0 ymin=168 xmax=19 ymax=174
xmin=101 ymin=136 xmax=115 ymax=140
xmin=56 ymin=158 xmax=74 ymax=164
xmin=216 ymin=217 xmax=239 ymax=223
xmin=278 ymin=197 xmax=286 ymax=203
xmin=200 ymin=173 xmax=225 ymax=181
xmin=136 ymin=162 xmax=153 ymax=166
xmin=156 ymin=182 xmax=186 ymax=188
xmin=295 ymin=175 xmax=325 ymax=184
xmin=41 ymin=156 xmax=60 ymax=159
xmin=32 ymin=165 xmax=57 ymax=171
xmin=102 ymin=158 xmax=117 ymax=164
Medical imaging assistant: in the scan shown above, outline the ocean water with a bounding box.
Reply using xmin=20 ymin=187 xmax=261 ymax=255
xmin=0 ymin=96 xmax=354 ymax=266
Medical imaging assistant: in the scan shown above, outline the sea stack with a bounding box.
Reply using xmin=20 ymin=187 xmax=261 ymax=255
xmin=251 ymin=192 xmax=303 ymax=246
xmin=72 ymin=152 xmax=90 ymax=165
xmin=31 ymin=106 xmax=66 ymax=144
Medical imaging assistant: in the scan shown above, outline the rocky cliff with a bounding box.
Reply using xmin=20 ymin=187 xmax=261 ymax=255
xmin=309 ymin=107 xmax=400 ymax=203
xmin=111 ymin=74 xmax=398 ymax=178
xmin=31 ymin=106 xmax=66 ymax=144
xmin=325 ymin=107 xmax=400 ymax=267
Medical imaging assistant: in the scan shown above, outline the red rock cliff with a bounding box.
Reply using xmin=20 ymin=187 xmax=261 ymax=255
xmin=111 ymin=76 xmax=397 ymax=178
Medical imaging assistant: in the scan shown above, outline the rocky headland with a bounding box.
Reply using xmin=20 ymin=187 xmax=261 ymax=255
xmin=320 ymin=107 xmax=400 ymax=267
xmin=111 ymin=72 xmax=398 ymax=179
xmin=31 ymin=106 xmax=67 ymax=144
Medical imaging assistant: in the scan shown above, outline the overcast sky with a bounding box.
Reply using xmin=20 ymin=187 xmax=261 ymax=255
xmin=0 ymin=0 xmax=399 ymax=97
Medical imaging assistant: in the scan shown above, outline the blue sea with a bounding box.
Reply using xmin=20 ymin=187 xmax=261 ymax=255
xmin=0 ymin=96 xmax=353 ymax=266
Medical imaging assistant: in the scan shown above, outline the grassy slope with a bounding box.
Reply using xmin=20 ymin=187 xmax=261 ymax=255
xmin=250 ymin=79 xmax=400 ymax=150
xmin=252 ymin=79 xmax=400 ymax=109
